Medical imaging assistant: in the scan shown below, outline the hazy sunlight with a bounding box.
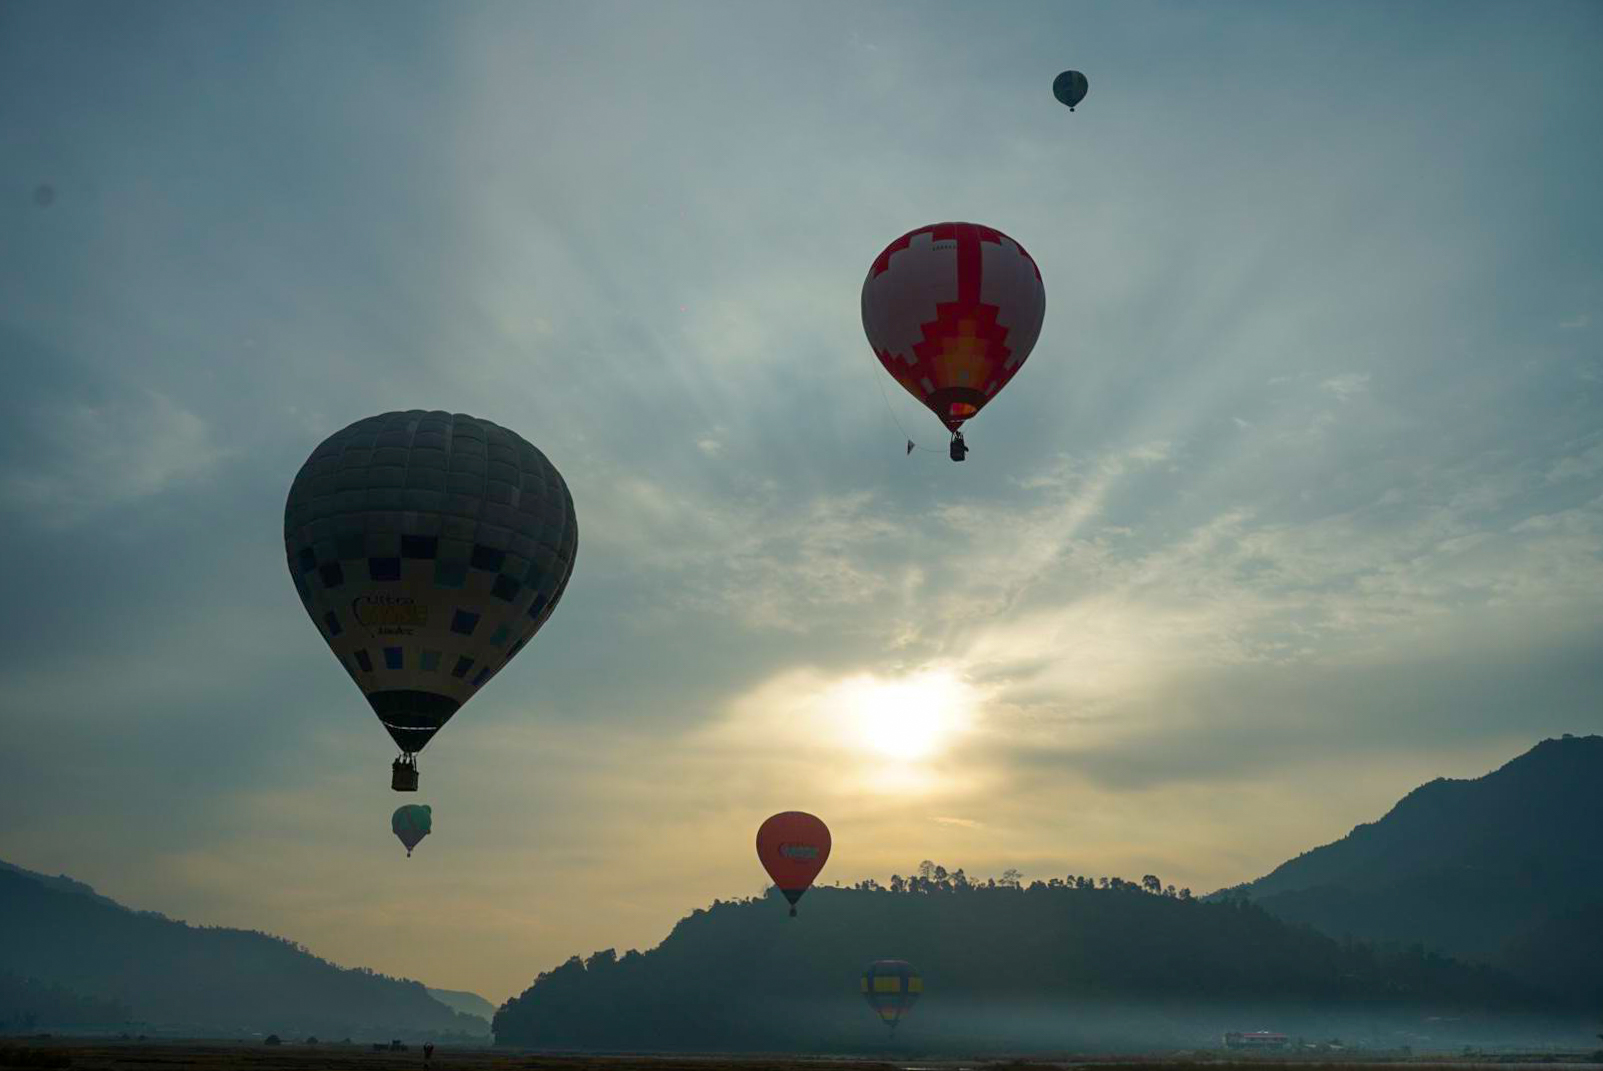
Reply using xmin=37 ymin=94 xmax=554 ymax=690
xmin=832 ymin=669 xmax=974 ymax=763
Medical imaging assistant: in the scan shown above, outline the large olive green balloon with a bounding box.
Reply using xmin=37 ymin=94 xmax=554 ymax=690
xmin=285 ymin=412 xmax=577 ymax=771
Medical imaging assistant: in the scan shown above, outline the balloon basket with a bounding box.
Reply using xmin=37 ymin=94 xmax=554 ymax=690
xmin=391 ymin=756 xmax=419 ymax=792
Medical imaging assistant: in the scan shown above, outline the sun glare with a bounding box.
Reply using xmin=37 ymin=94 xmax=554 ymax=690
xmin=833 ymin=670 xmax=973 ymax=763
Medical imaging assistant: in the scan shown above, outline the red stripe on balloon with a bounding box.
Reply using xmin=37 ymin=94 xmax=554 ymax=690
xmin=955 ymin=223 xmax=982 ymax=307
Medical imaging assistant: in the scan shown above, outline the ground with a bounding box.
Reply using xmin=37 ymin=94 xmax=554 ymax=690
xmin=0 ymin=1042 xmax=1600 ymax=1071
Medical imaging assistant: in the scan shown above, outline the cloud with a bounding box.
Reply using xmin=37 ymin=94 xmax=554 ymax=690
xmin=1319 ymin=373 xmax=1371 ymax=401
xmin=1546 ymin=441 xmax=1603 ymax=484
xmin=0 ymin=390 xmax=224 ymax=526
xmin=933 ymin=816 xmax=983 ymax=829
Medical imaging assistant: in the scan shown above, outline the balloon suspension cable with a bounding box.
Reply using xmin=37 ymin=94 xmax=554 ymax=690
xmin=862 ymin=347 xmax=944 ymax=456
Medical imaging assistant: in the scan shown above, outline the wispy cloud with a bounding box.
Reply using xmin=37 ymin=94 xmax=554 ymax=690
xmin=0 ymin=390 xmax=224 ymax=525
xmin=1320 ymin=372 xmax=1371 ymax=401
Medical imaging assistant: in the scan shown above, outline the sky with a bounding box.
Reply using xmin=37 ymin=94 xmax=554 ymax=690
xmin=2 ymin=0 xmax=1601 ymax=1005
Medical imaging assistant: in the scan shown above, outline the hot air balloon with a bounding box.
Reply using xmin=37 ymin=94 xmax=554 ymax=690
xmin=756 ymin=811 xmax=831 ymax=917
xmin=862 ymin=959 xmax=921 ymax=1030
xmin=862 ymin=222 xmax=1045 ymax=460
xmin=284 ymin=411 xmax=578 ymax=791
xmin=392 ymin=804 xmax=432 ymax=856
xmin=1053 ymin=70 xmax=1089 ymax=111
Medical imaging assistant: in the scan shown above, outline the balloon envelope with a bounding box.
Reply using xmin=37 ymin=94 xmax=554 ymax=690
xmin=392 ymin=804 xmax=432 ymax=855
xmin=756 ymin=811 xmax=831 ymax=913
xmin=1053 ymin=70 xmax=1089 ymax=110
xmin=862 ymin=959 xmax=921 ymax=1026
xmin=284 ymin=411 xmax=578 ymax=758
xmin=862 ymin=222 xmax=1045 ymax=432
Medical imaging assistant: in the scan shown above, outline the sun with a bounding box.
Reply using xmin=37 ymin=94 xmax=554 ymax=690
xmin=833 ymin=669 xmax=973 ymax=763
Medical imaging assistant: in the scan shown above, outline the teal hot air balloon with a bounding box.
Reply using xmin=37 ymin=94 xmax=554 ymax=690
xmin=862 ymin=959 xmax=921 ymax=1031
xmin=285 ymin=412 xmax=578 ymax=791
xmin=392 ymin=804 xmax=432 ymax=856
xmin=1053 ymin=69 xmax=1089 ymax=111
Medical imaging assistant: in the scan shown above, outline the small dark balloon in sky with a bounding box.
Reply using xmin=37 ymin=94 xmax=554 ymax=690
xmin=33 ymin=184 xmax=56 ymax=207
xmin=1053 ymin=70 xmax=1088 ymax=111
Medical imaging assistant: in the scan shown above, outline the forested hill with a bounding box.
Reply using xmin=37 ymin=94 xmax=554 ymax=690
xmin=1220 ymin=735 xmax=1603 ymax=1001
xmin=0 ymin=865 xmax=487 ymax=1040
xmin=493 ymin=879 xmax=1561 ymax=1054
xmin=1229 ymin=736 xmax=1602 ymax=901
xmin=0 ymin=860 xmax=131 ymax=914
xmin=427 ymin=988 xmax=497 ymax=1022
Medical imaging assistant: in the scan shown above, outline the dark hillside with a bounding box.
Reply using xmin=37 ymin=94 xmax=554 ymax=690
xmin=0 ymin=861 xmax=134 ymax=915
xmin=0 ymin=973 xmax=131 ymax=1032
xmin=1233 ymin=736 xmax=1602 ymax=902
xmin=494 ymin=879 xmax=1559 ymax=1054
xmin=427 ymin=988 xmax=497 ymax=1022
xmin=0 ymin=866 xmax=486 ymax=1040
xmin=1220 ymin=735 xmax=1603 ymax=992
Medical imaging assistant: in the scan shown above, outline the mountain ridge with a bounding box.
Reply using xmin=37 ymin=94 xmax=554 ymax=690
xmin=426 ymin=988 xmax=497 ymax=1022
xmin=0 ymin=860 xmax=140 ymax=917
xmin=1222 ymin=735 xmax=1603 ymax=902
xmin=489 ymin=735 xmax=1601 ymax=1054
xmin=1216 ymin=734 xmax=1603 ymax=1003
xmin=0 ymin=863 xmax=489 ymax=1040
xmin=9 ymin=735 xmax=1597 ymax=1049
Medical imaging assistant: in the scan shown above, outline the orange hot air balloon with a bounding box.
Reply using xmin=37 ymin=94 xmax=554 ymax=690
xmin=756 ymin=811 xmax=831 ymax=917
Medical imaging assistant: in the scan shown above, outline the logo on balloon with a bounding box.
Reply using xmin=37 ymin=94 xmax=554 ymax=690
xmin=779 ymin=843 xmax=819 ymax=860
xmin=352 ymin=594 xmax=428 ymax=636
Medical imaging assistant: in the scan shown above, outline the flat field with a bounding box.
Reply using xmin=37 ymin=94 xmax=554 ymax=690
xmin=1 ymin=1042 xmax=1600 ymax=1071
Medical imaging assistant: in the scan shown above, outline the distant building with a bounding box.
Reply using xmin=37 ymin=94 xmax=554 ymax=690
xmin=1224 ymin=1031 xmax=1289 ymax=1050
